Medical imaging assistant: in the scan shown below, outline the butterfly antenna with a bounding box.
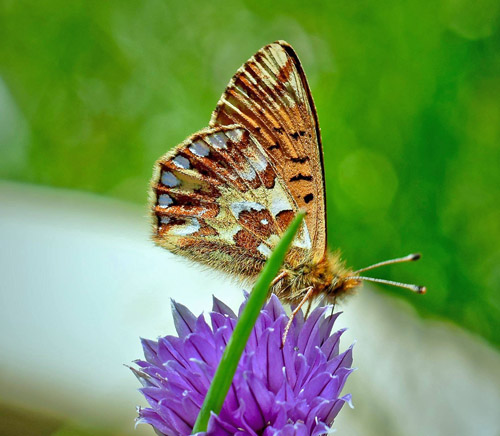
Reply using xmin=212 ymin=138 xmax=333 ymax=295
xmin=347 ymin=253 xmax=426 ymax=294
xmin=353 ymin=253 xmax=421 ymax=275
xmin=347 ymin=276 xmax=426 ymax=294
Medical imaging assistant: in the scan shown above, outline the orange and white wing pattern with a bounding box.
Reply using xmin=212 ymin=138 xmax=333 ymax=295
xmin=210 ymin=41 xmax=327 ymax=262
xmin=151 ymin=125 xmax=312 ymax=279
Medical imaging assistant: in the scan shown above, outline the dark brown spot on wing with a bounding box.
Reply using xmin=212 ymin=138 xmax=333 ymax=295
xmin=191 ymin=222 xmax=219 ymax=237
xmin=304 ymin=193 xmax=314 ymax=204
xmin=290 ymin=156 xmax=309 ymax=163
xmin=237 ymin=209 xmax=274 ymax=239
xmin=275 ymin=210 xmax=295 ymax=232
xmin=234 ymin=229 xmax=260 ymax=251
xmin=258 ymin=164 xmax=276 ymax=189
xmin=289 ymin=173 xmax=313 ymax=182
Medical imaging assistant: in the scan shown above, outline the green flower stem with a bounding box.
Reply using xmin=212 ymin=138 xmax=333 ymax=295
xmin=192 ymin=211 xmax=306 ymax=434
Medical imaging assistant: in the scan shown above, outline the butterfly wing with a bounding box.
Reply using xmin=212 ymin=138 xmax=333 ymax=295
xmin=210 ymin=40 xmax=327 ymax=262
xmin=151 ymin=126 xmax=312 ymax=279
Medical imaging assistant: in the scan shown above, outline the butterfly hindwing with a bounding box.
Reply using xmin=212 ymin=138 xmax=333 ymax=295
xmin=151 ymin=126 xmax=312 ymax=278
xmin=210 ymin=41 xmax=327 ymax=262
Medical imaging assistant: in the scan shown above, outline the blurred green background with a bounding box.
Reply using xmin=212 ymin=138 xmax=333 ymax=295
xmin=0 ymin=0 xmax=499 ymax=434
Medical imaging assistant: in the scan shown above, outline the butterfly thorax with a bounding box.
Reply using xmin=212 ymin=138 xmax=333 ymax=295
xmin=273 ymin=250 xmax=361 ymax=305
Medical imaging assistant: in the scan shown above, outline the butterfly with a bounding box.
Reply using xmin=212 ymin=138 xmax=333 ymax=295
xmin=150 ymin=41 xmax=425 ymax=329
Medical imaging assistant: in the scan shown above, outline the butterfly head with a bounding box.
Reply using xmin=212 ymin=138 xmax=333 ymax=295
xmin=326 ymin=275 xmax=363 ymax=299
xmin=276 ymin=251 xmax=361 ymax=305
xmin=318 ymin=251 xmax=362 ymax=301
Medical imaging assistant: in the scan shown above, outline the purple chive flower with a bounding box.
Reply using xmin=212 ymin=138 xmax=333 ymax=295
xmin=132 ymin=295 xmax=354 ymax=436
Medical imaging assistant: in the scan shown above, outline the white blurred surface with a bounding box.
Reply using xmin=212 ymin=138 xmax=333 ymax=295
xmin=0 ymin=181 xmax=499 ymax=436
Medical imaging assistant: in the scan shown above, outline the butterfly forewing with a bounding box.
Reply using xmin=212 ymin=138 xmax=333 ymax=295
xmin=151 ymin=125 xmax=312 ymax=279
xmin=210 ymin=41 xmax=327 ymax=262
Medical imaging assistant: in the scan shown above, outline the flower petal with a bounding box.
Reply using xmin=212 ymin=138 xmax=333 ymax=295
xmin=264 ymin=294 xmax=287 ymax=321
xmin=140 ymin=338 xmax=161 ymax=366
xmin=297 ymin=306 xmax=329 ymax=356
xmin=171 ymin=300 xmax=198 ymax=337
xmin=209 ymin=311 xmax=229 ymax=331
xmin=212 ymin=295 xmax=236 ymax=318
xmin=266 ymin=422 xmax=309 ymax=436
xmin=326 ymin=345 xmax=354 ymax=374
xmin=157 ymin=398 xmax=193 ymax=435
xmin=205 ymin=411 xmax=238 ymax=435
xmin=318 ymin=311 xmax=342 ymax=344
xmin=137 ymin=407 xmax=174 ymax=435
xmin=320 ymin=327 xmax=347 ymax=359
xmin=325 ymin=394 xmax=352 ymax=424
xmin=235 ymin=371 xmax=274 ymax=429
xmin=183 ymin=332 xmax=217 ymax=366
xmin=253 ymin=322 xmax=286 ymax=393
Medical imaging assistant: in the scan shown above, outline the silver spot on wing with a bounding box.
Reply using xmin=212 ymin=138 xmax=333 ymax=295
xmin=172 ymin=155 xmax=190 ymax=169
xmin=161 ymin=171 xmax=179 ymax=187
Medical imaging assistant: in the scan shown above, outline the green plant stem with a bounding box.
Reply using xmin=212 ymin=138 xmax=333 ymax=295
xmin=191 ymin=211 xmax=306 ymax=434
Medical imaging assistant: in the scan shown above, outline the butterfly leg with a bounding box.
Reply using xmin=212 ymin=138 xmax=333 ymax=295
xmin=329 ymin=296 xmax=337 ymax=317
xmin=304 ymin=298 xmax=313 ymax=319
xmin=281 ymin=286 xmax=314 ymax=348
xmin=270 ymin=270 xmax=288 ymax=288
